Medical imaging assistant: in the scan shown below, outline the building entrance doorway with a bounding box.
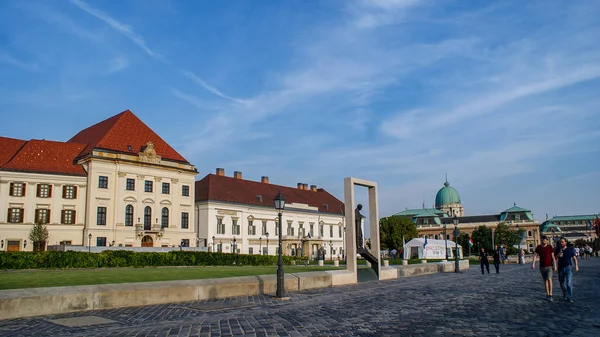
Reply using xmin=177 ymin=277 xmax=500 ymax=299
xmin=141 ymin=235 xmax=154 ymax=247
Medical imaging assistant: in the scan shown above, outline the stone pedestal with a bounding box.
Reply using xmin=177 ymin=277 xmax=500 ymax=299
xmin=334 ymin=260 xmax=339 ymax=267
xmin=420 ymin=259 xmax=427 ymax=264
xmin=291 ymin=260 xmax=296 ymax=266
xmin=383 ymin=260 xmax=389 ymax=267
xmin=318 ymin=260 xmax=324 ymax=267
xmin=402 ymin=259 xmax=408 ymax=265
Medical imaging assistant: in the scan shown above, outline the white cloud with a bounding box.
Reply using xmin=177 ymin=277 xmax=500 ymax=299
xmin=69 ymin=0 xmax=165 ymax=61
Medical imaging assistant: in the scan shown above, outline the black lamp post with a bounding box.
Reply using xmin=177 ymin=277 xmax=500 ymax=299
xmin=88 ymin=233 xmax=92 ymax=252
xmin=266 ymin=232 xmax=270 ymax=255
xmin=259 ymin=237 xmax=262 ymax=255
xmin=443 ymin=222 xmax=448 ymax=260
xmin=330 ymin=240 xmax=333 ymax=261
xmin=453 ymin=215 xmax=459 ymax=273
xmin=516 ymin=224 xmax=523 ymax=264
xmin=273 ymin=191 xmax=286 ymax=298
xmin=233 ymin=237 xmax=237 ymax=255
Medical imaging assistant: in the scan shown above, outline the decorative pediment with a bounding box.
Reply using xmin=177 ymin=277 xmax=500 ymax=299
xmin=159 ymin=199 xmax=172 ymax=206
xmin=123 ymin=196 xmax=137 ymax=203
xmin=96 ymin=197 xmax=110 ymax=206
xmin=138 ymin=141 xmax=162 ymax=164
xmin=142 ymin=198 xmax=155 ymax=205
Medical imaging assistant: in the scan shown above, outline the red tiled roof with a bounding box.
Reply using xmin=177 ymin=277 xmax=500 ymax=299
xmin=68 ymin=110 xmax=189 ymax=163
xmin=0 ymin=136 xmax=27 ymax=167
xmin=195 ymin=174 xmax=344 ymax=215
xmin=0 ymin=139 xmax=87 ymax=176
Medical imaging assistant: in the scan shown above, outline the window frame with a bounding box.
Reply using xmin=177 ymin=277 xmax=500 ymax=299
xmin=181 ymin=212 xmax=189 ymax=229
xmin=161 ymin=207 xmax=169 ymax=228
xmin=125 ymin=205 xmax=134 ymax=226
xmin=162 ymin=182 xmax=170 ymax=194
xmin=98 ymin=176 xmax=108 ymax=189
xmin=182 ymin=185 xmax=190 ymax=196
xmin=126 ymin=178 xmax=135 ymax=191
xmin=144 ymin=180 xmax=153 ymax=193
xmin=97 ymin=207 xmax=107 ymax=225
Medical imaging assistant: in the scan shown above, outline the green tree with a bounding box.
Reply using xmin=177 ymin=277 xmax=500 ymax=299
xmin=471 ymin=225 xmax=493 ymax=252
xmin=28 ymin=221 xmax=50 ymax=252
xmin=493 ymin=222 xmax=524 ymax=254
xmin=379 ymin=216 xmax=418 ymax=250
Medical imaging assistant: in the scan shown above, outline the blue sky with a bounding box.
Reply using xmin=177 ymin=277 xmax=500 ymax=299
xmin=1 ymin=0 xmax=599 ymax=224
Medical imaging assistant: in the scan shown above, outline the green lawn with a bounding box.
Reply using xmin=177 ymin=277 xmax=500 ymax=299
xmin=0 ymin=265 xmax=343 ymax=290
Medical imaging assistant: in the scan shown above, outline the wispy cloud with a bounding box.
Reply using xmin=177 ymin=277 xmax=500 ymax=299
xmin=0 ymin=52 xmax=38 ymax=72
xmin=108 ymin=56 xmax=128 ymax=73
xmin=69 ymin=0 xmax=165 ymax=61
xmin=181 ymin=70 xmax=248 ymax=104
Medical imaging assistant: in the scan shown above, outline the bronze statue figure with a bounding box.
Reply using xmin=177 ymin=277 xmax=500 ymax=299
xmin=355 ymin=204 xmax=365 ymax=249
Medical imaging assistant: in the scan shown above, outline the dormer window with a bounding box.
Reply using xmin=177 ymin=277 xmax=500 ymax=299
xmin=127 ymin=145 xmax=133 ymax=151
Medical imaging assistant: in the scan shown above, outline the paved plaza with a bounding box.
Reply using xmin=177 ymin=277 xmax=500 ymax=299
xmin=1 ymin=259 xmax=599 ymax=337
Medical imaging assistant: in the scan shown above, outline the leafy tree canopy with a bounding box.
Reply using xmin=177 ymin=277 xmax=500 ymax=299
xmin=379 ymin=215 xmax=418 ymax=250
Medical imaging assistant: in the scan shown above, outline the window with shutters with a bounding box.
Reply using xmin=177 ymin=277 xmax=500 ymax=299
xmin=232 ymin=218 xmax=240 ymax=235
xmin=299 ymin=222 xmax=305 ymax=236
xmin=262 ymin=220 xmax=267 ymax=235
xmin=37 ymin=184 xmax=52 ymax=198
xmin=63 ymin=185 xmax=77 ymax=199
xmin=35 ymin=209 xmax=50 ymax=224
xmin=125 ymin=205 xmax=134 ymax=226
xmin=287 ymin=221 xmax=294 ymax=236
xmin=248 ymin=220 xmax=256 ymax=235
xmin=329 ymin=224 xmax=333 ymax=237
xmin=61 ymin=210 xmax=75 ymax=224
xmin=319 ymin=224 xmax=324 ymax=237
xmin=97 ymin=207 xmax=107 ymax=225
xmin=9 ymin=183 xmax=25 ymax=197
xmin=181 ymin=212 xmax=189 ymax=229
xmin=217 ymin=217 xmax=225 ymax=234
xmin=8 ymin=208 xmax=24 ymax=223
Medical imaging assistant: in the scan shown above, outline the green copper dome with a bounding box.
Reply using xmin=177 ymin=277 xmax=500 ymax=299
xmin=435 ymin=181 xmax=461 ymax=208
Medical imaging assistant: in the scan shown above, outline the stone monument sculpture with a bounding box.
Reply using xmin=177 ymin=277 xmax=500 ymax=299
xmin=355 ymin=204 xmax=365 ymax=249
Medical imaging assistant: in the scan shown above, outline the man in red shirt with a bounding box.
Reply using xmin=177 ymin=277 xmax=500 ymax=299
xmin=532 ymin=236 xmax=557 ymax=301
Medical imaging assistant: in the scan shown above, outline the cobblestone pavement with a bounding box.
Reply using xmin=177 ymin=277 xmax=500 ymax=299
xmin=2 ymin=258 xmax=600 ymax=337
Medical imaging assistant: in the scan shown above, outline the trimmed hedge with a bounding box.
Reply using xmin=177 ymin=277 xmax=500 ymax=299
xmin=0 ymin=251 xmax=306 ymax=270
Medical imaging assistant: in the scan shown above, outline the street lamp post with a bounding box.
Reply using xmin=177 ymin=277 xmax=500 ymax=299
xmin=212 ymin=236 xmax=215 ymax=252
xmin=266 ymin=232 xmax=270 ymax=255
xmin=259 ymin=237 xmax=262 ymax=255
xmin=233 ymin=236 xmax=237 ymax=255
xmin=273 ymin=191 xmax=286 ymax=298
xmin=330 ymin=240 xmax=333 ymax=261
xmin=88 ymin=233 xmax=92 ymax=252
xmin=516 ymin=224 xmax=522 ymax=264
xmin=443 ymin=223 xmax=448 ymax=260
xmin=453 ymin=216 xmax=460 ymax=273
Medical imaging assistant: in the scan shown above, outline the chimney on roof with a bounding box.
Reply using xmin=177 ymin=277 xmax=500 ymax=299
xmin=261 ymin=176 xmax=269 ymax=184
xmin=297 ymin=183 xmax=303 ymax=189
xmin=303 ymin=183 xmax=309 ymax=190
xmin=234 ymin=171 xmax=242 ymax=179
xmin=216 ymin=168 xmax=225 ymax=176
xmin=310 ymin=185 xmax=317 ymax=192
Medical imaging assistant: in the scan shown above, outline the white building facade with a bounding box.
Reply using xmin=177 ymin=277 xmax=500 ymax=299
xmin=0 ymin=110 xmax=198 ymax=251
xmin=195 ymin=170 xmax=346 ymax=260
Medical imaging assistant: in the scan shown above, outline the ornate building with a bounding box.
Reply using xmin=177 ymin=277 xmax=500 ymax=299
xmin=0 ymin=110 xmax=198 ymax=251
xmin=541 ymin=214 xmax=599 ymax=243
xmin=394 ymin=179 xmax=540 ymax=252
xmin=195 ymin=169 xmax=345 ymax=259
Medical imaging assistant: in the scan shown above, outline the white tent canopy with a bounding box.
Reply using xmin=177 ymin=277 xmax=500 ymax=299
xmin=403 ymin=238 xmax=463 ymax=259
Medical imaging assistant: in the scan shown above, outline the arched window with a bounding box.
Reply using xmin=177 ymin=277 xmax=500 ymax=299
xmin=528 ymin=230 xmax=532 ymax=237
xmin=144 ymin=206 xmax=152 ymax=228
xmin=161 ymin=207 xmax=169 ymax=228
xmin=125 ymin=205 xmax=134 ymax=226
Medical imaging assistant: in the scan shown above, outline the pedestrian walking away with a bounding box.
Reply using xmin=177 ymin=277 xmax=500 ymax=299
xmin=493 ymin=245 xmax=501 ymax=273
xmin=532 ymin=236 xmax=557 ymax=301
xmin=479 ymin=247 xmax=490 ymax=274
xmin=555 ymin=238 xmax=579 ymax=302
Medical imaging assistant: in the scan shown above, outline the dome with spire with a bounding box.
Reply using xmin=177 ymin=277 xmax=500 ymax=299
xmin=435 ymin=179 xmax=461 ymax=209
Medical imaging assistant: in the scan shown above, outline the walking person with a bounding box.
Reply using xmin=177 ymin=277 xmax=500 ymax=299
xmin=555 ymin=238 xmax=579 ymax=302
xmin=532 ymin=236 xmax=557 ymax=301
xmin=492 ymin=245 xmax=501 ymax=273
xmin=499 ymin=245 xmax=506 ymax=265
xmin=479 ymin=247 xmax=490 ymax=274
